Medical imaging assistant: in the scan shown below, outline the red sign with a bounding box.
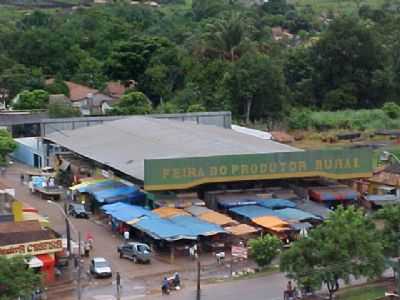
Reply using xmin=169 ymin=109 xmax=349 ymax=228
xmin=0 ymin=239 xmax=63 ymax=257
xmin=231 ymin=245 xmax=248 ymax=259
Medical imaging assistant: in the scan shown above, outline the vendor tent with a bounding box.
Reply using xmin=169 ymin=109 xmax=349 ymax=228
xmin=309 ymin=187 xmax=358 ymax=202
xmin=153 ymin=207 xmax=190 ymax=218
xmin=256 ymin=199 xmax=297 ymax=209
xmin=197 ymin=211 xmax=237 ymax=227
xmin=184 ymin=206 xmax=211 ymax=217
xmin=252 ymin=216 xmax=291 ymax=232
xmin=101 ymin=203 xmax=157 ymax=222
xmin=273 ymin=208 xmax=320 ymax=222
xmin=218 ymin=198 xmax=258 ymax=208
xmin=132 ymin=215 xmax=225 ymax=241
xmin=224 ymin=224 xmax=258 ymax=236
xmin=229 ymin=205 xmax=278 ymax=219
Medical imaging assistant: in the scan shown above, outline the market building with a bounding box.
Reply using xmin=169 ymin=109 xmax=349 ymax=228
xmin=40 ymin=115 xmax=373 ymax=258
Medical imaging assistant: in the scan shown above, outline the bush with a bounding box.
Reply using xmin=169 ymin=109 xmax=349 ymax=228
xmin=249 ymin=235 xmax=281 ymax=267
xmin=383 ymin=102 xmax=400 ymax=119
xmin=288 ymin=108 xmax=312 ymax=130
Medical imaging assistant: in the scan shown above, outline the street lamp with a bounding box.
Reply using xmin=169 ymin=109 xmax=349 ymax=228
xmin=47 ymin=200 xmax=77 ymax=257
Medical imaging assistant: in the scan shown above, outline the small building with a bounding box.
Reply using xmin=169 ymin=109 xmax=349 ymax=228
xmin=12 ymin=137 xmax=44 ymax=168
xmin=45 ymin=79 xmax=117 ymax=116
xmin=0 ymin=220 xmax=63 ymax=284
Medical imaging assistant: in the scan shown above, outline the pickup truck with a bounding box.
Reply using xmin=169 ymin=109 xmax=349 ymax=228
xmin=117 ymin=242 xmax=151 ymax=264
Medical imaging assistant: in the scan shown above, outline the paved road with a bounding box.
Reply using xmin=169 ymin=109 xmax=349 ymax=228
xmin=147 ymin=273 xmax=287 ymax=300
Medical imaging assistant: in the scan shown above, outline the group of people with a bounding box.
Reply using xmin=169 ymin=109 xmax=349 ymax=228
xmin=161 ymin=272 xmax=181 ymax=295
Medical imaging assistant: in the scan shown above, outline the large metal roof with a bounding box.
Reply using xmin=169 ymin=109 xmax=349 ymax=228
xmin=45 ymin=117 xmax=299 ymax=181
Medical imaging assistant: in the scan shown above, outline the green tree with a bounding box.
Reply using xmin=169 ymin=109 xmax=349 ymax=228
xmin=0 ymin=129 xmax=17 ymax=165
xmin=108 ymin=91 xmax=152 ymax=115
xmin=280 ymin=206 xmax=384 ymax=300
xmin=139 ymin=47 xmax=184 ymax=105
xmin=311 ymin=16 xmax=385 ymax=108
xmin=0 ymin=65 xmax=44 ymax=103
xmin=383 ymin=102 xmax=400 ymax=119
xmin=45 ymin=78 xmax=70 ymax=97
xmin=374 ymin=204 xmax=400 ymax=257
xmin=12 ymin=89 xmax=49 ymax=110
xmin=48 ymin=102 xmax=81 ymax=118
xmin=105 ymin=36 xmax=170 ymax=82
xmin=222 ymin=52 xmax=287 ymax=123
xmin=249 ymin=235 xmax=281 ymax=267
xmin=0 ymin=256 xmax=41 ymax=300
xmin=202 ymin=13 xmax=249 ymax=61
xmin=186 ymin=103 xmax=206 ymax=112
xmin=192 ymin=0 xmax=226 ymax=21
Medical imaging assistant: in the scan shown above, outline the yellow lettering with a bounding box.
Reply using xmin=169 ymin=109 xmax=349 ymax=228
xmin=344 ymin=159 xmax=352 ymax=169
xmin=231 ymin=165 xmax=240 ymax=175
xmin=250 ymin=164 xmax=258 ymax=174
xmin=323 ymin=160 xmax=333 ymax=170
xmin=269 ymin=163 xmax=277 ymax=173
xmin=241 ymin=165 xmax=249 ymax=175
xmin=279 ymin=162 xmax=287 ymax=172
xmin=334 ymin=159 xmax=344 ymax=169
xmin=259 ymin=164 xmax=268 ymax=174
xmin=209 ymin=166 xmax=218 ymax=176
xmin=198 ymin=168 xmax=205 ymax=177
xmin=289 ymin=162 xmax=297 ymax=172
xmin=187 ymin=168 xmax=197 ymax=177
xmin=162 ymin=168 xmax=171 ymax=179
xmin=315 ymin=160 xmax=323 ymax=170
xmin=298 ymin=161 xmax=307 ymax=172
xmin=172 ymin=168 xmax=181 ymax=179
xmin=219 ymin=166 xmax=228 ymax=176
xmin=353 ymin=158 xmax=360 ymax=168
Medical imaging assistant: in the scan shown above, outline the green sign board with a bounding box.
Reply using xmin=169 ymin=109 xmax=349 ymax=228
xmin=144 ymin=149 xmax=373 ymax=191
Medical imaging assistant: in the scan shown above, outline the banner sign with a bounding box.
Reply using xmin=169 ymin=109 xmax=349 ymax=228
xmin=231 ymin=245 xmax=248 ymax=259
xmin=144 ymin=149 xmax=372 ymax=191
xmin=0 ymin=239 xmax=63 ymax=257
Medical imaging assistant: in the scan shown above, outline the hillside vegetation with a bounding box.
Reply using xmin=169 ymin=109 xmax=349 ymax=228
xmin=0 ymin=0 xmax=400 ymax=127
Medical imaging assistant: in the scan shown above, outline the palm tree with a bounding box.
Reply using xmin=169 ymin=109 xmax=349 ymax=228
xmin=202 ymin=13 xmax=248 ymax=62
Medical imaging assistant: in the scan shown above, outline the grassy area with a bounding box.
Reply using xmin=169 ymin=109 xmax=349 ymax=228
xmin=337 ymin=285 xmax=385 ymax=300
xmin=290 ymin=0 xmax=386 ymax=14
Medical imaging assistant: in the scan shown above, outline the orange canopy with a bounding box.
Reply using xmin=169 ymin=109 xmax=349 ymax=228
xmin=225 ymin=224 xmax=258 ymax=236
xmin=252 ymin=216 xmax=291 ymax=232
xmin=152 ymin=207 xmax=190 ymax=219
xmin=198 ymin=211 xmax=237 ymax=226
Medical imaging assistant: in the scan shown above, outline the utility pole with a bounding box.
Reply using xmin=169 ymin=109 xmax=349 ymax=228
xmin=77 ymin=232 xmax=82 ymax=300
xmin=116 ymin=272 xmax=121 ymax=300
xmin=196 ymin=259 xmax=201 ymax=300
xmin=66 ymin=217 xmax=71 ymax=257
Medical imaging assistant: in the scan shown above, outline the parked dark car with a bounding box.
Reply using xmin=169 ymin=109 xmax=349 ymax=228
xmin=117 ymin=242 xmax=151 ymax=264
xmin=68 ymin=203 xmax=89 ymax=218
xmin=90 ymin=257 xmax=112 ymax=278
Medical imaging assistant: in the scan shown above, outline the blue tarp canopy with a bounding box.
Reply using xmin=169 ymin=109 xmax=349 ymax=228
xmin=93 ymin=185 xmax=141 ymax=203
xmin=273 ymin=208 xmax=320 ymax=222
xmin=76 ymin=180 xmax=118 ymax=193
xmin=133 ymin=217 xmax=195 ymax=241
xmin=256 ymin=199 xmax=297 ymax=209
xmin=77 ymin=179 xmax=143 ymax=204
xmin=170 ymin=215 xmax=225 ymax=236
xmin=218 ymin=198 xmax=258 ymax=208
xmin=229 ymin=205 xmax=278 ymax=220
xmin=309 ymin=188 xmax=358 ymax=202
xmin=133 ymin=215 xmax=225 ymax=241
xmin=101 ymin=203 xmax=157 ymax=222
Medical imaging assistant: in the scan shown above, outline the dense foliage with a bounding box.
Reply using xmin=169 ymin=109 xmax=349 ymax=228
xmin=249 ymin=234 xmax=281 ymax=267
xmin=0 ymin=129 xmax=17 ymax=164
xmin=280 ymin=207 xmax=385 ymax=300
xmin=0 ymin=0 xmax=399 ymax=123
xmin=0 ymin=256 xmax=41 ymax=300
